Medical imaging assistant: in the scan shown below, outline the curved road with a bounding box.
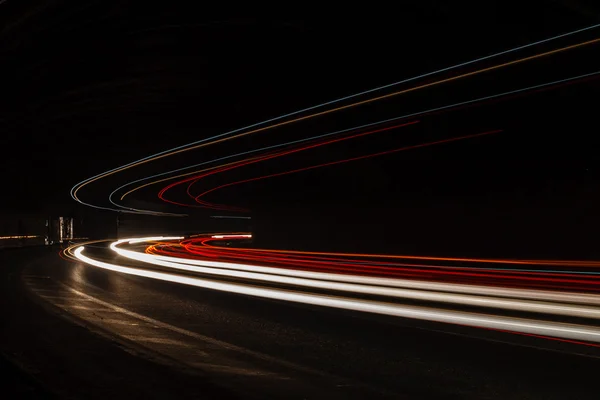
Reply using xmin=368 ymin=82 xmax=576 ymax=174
xmin=3 ymin=242 xmax=600 ymax=399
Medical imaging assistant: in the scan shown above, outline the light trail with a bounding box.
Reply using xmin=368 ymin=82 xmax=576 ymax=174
xmin=178 ymin=239 xmax=600 ymax=276
xmin=201 ymin=248 xmax=600 ymax=277
xmin=65 ymin=237 xmax=600 ymax=305
xmin=113 ymin=69 xmax=600 ymax=214
xmin=188 ymin=130 xmax=502 ymax=210
xmin=165 ymin=250 xmax=599 ymax=293
xmin=112 ymin=245 xmax=600 ymax=319
xmin=159 ymin=121 xmax=420 ymax=209
xmin=0 ymin=235 xmax=39 ymax=239
xmin=161 ymin=130 xmax=500 ymax=210
xmin=210 ymin=234 xmax=252 ymax=239
xmin=210 ymin=215 xmax=252 ymax=219
xmin=130 ymin=243 xmax=600 ymax=309
xmin=69 ymin=238 xmax=600 ymax=344
xmin=152 ymin=234 xmax=600 ymax=291
xmin=184 ymin=121 xmax=420 ymax=202
xmin=203 ymin=244 xmax=600 ymax=268
xmin=151 ymin=239 xmax=600 ymax=302
xmin=72 ymin=27 xmax=600 ymax=212
xmin=128 ymin=236 xmax=184 ymax=244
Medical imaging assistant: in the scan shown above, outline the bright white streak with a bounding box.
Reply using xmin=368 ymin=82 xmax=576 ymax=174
xmin=115 ymin=239 xmax=600 ymax=307
xmin=110 ymin=240 xmax=600 ymax=319
xmin=74 ymin=246 xmax=600 ymax=343
xmin=127 ymin=236 xmax=184 ymax=244
xmin=210 ymin=234 xmax=252 ymax=239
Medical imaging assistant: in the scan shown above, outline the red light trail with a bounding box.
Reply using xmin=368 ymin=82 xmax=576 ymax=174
xmin=184 ymin=129 xmax=502 ymax=211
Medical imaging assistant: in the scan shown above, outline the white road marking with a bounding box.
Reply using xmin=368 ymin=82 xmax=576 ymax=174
xmin=121 ymin=336 xmax=192 ymax=346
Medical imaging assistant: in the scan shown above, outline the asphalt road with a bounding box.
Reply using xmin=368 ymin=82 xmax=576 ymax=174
xmin=3 ymin=245 xmax=600 ymax=399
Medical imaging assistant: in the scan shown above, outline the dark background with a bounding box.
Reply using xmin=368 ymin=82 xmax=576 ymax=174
xmin=1 ymin=1 xmax=599 ymax=257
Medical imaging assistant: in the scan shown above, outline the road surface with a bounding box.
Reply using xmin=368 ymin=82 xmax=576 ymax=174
xmin=2 ymin=242 xmax=600 ymax=399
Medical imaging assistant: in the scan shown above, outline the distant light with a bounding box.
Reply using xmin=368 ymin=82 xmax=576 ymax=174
xmin=128 ymin=236 xmax=184 ymax=244
xmin=211 ymin=234 xmax=252 ymax=239
xmin=210 ymin=215 xmax=252 ymax=219
xmin=0 ymin=235 xmax=39 ymax=240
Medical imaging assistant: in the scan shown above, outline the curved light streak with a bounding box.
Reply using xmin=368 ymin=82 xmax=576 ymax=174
xmin=108 ymin=242 xmax=600 ymax=319
xmin=72 ymin=26 xmax=600 ymax=211
xmin=158 ymin=130 xmax=499 ymax=210
xmin=146 ymin=236 xmax=600 ymax=300
xmin=67 ymin=238 xmax=600 ymax=344
xmin=164 ymin=122 xmax=420 ymax=209
xmin=113 ymin=70 xmax=600 ymax=214
xmin=182 ymin=122 xmax=420 ymax=200
xmin=172 ymin=238 xmax=600 ymax=292
xmin=189 ymin=130 xmax=502 ymax=210
xmin=146 ymin=247 xmax=600 ymax=306
xmin=208 ymin=244 xmax=600 ymax=268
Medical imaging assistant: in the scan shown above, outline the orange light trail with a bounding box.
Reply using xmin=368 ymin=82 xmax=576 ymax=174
xmin=119 ymin=152 xmax=271 ymax=201
xmin=72 ymin=37 xmax=600 ymax=205
xmin=118 ymin=69 xmax=599 ymax=208
xmin=65 ymin=235 xmax=600 ymax=346
xmin=203 ymin=243 xmax=600 ymax=268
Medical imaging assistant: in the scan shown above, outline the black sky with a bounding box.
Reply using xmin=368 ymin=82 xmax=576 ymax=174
xmin=1 ymin=1 xmax=599 ymax=217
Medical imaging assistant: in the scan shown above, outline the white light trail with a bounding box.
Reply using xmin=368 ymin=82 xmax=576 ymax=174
xmin=210 ymin=234 xmax=252 ymax=239
xmin=73 ymin=245 xmax=600 ymax=344
xmin=109 ymin=240 xmax=600 ymax=320
xmin=115 ymin=239 xmax=600 ymax=306
xmin=127 ymin=236 xmax=184 ymax=244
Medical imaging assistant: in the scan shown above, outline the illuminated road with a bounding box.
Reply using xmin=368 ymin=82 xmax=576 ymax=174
xmin=71 ymin=236 xmax=600 ymax=343
xmin=4 ymin=237 xmax=600 ymax=399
